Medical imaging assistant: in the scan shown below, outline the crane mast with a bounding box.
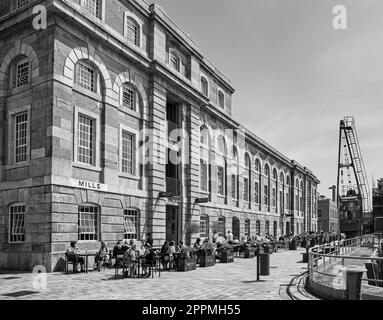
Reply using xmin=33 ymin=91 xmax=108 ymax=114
xmin=336 ymin=117 xmax=371 ymax=237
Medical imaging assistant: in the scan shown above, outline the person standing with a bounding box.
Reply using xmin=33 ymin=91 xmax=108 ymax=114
xmin=227 ymin=231 xmax=234 ymax=244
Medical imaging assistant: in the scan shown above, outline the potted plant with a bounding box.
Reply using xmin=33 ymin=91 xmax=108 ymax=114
xmin=217 ymin=244 xmax=234 ymax=263
xmin=177 ymin=246 xmax=197 ymax=272
xmin=199 ymin=242 xmax=215 ymax=267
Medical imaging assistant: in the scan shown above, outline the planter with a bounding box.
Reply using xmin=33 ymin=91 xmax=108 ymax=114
xmin=177 ymin=257 xmax=197 ymax=272
xmin=199 ymin=254 xmax=215 ymax=267
xmin=221 ymin=251 xmax=234 ymax=263
xmin=244 ymin=248 xmax=256 ymax=259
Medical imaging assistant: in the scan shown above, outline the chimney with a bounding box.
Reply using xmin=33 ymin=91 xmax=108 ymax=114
xmin=329 ymin=185 xmax=336 ymax=202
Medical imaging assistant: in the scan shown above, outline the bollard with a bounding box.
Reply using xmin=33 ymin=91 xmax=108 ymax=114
xmin=260 ymin=253 xmax=270 ymax=276
xmin=340 ymin=266 xmax=367 ymax=300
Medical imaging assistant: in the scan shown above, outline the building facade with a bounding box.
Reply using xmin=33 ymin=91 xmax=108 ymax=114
xmin=372 ymin=179 xmax=383 ymax=232
xmin=317 ymin=195 xmax=339 ymax=233
xmin=0 ymin=0 xmax=320 ymax=271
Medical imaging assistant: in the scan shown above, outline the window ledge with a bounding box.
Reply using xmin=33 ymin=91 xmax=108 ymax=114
xmin=5 ymin=161 xmax=31 ymax=170
xmin=73 ymin=84 xmax=103 ymax=101
xmin=73 ymin=162 xmax=102 ymax=172
xmin=118 ymin=106 xmax=140 ymax=118
xmin=119 ymin=173 xmax=140 ymax=181
xmin=8 ymin=84 xmax=32 ymax=96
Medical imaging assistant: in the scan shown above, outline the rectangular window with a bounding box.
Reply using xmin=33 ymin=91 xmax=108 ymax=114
xmin=200 ymin=216 xmax=208 ymax=238
xmin=254 ymin=181 xmax=259 ymax=204
xmin=264 ymin=185 xmax=269 ymax=206
xmin=16 ymin=60 xmax=29 ymax=87
xmin=272 ymin=188 xmax=276 ymax=207
xmin=15 ymin=111 xmax=29 ymax=163
xmin=244 ymin=177 xmax=249 ymax=201
xmin=244 ymin=220 xmax=250 ymax=238
xmin=231 ymin=174 xmax=237 ymax=199
xmin=126 ymin=20 xmax=138 ymax=45
xmin=122 ymin=86 xmax=135 ymax=110
xmin=78 ymin=205 xmax=98 ymax=241
xmin=78 ymin=114 xmax=95 ymax=166
xmin=217 ymin=166 xmax=224 ymax=195
xmin=78 ymin=62 xmax=95 ymax=92
xmin=83 ymin=0 xmax=101 ymax=18
xmin=9 ymin=204 xmax=26 ymax=243
xmin=200 ymin=159 xmax=208 ymax=192
xmin=124 ymin=209 xmax=139 ymax=240
xmin=121 ymin=130 xmax=136 ymax=175
xmin=170 ymin=54 xmax=180 ymax=71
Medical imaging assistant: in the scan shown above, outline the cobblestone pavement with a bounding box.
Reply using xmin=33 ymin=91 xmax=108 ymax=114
xmin=0 ymin=249 xmax=308 ymax=300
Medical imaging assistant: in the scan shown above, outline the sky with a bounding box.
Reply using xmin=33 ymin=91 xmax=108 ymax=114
xmin=152 ymin=0 xmax=383 ymax=198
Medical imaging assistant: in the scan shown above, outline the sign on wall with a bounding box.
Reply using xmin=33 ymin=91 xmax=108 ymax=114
xmin=71 ymin=179 xmax=108 ymax=192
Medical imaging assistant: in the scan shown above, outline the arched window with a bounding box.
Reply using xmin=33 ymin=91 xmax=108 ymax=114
xmin=201 ymin=76 xmax=209 ymax=97
xmin=244 ymin=154 xmax=251 ymax=202
xmin=295 ymin=179 xmax=299 ymax=212
xmin=244 ymin=219 xmax=251 ymax=238
xmin=200 ymin=215 xmax=209 ymax=238
xmin=300 ymin=181 xmax=304 ymax=213
xmin=255 ymin=158 xmax=260 ymax=172
xmin=231 ymin=147 xmax=239 ymax=200
xmin=273 ymin=169 xmax=278 ymax=180
xmin=286 ymin=175 xmax=290 ymax=211
xmin=124 ymin=208 xmax=140 ymax=240
xmin=218 ymin=216 xmax=226 ymax=237
xmin=264 ymin=164 xmax=270 ymax=209
xmin=9 ymin=203 xmax=26 ymax=243
xmin=75 ymin=60 xmax=102 ymax=94
xmin=296 ymin=222 xmax=299 ymax=235
xmin=121 ymin=83 xmax=138 ymax=111
xmin=273 ymin=221 xmax=278 ymax=237
xmin=216 ymin=135 xmax=227 ymax=197
xmin=256 ymin=220 xmax=261 ymax=236
xmin=78 ymin=204 xmax=100 ymax=241
xmin=200 ymin=126 xmax=210 ymax=192
xmin=218 ymin=90 xmax=225 ymax=108
xmin=265 ymin=220 xmax=270 ymax=236
xmin=9 ymin=56 xmax=30 ymax=89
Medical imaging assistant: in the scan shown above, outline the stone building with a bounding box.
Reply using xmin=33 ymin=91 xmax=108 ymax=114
xmin=317 ymin=195 xmax=339 ymax=233
xmin=0 ymin=0 xmax=319 ymax=271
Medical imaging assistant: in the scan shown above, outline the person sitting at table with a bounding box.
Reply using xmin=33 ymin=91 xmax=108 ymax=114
xmin=95 ymin=241 xmax=110 ymax=270
xmin=66 ymin=241 xmax=85 ymax=273
xmin=167 ymin=241 xmax=177 ymax=270
xmin=123 ymin=243 xmax=137 ymax=277
xmin=141 ymin=243 xmax=155 ymax=277
xmin=113 ymin=240 xmax=126 ymax=257
xmin=160 ymin=241 xmax=169 ymax=270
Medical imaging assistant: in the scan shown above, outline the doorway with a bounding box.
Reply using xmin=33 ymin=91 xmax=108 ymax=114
xmin=166 ymin=205 xmax=179 ymax=243
xmin=232 ymin=217 xmax=240 ymax=240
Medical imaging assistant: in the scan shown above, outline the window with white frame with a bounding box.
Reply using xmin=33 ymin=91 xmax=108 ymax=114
xmin=83 ymin=0 xmax=102 ymax=19
xmin=218 ymin=90 xmax=225 ymax=108
xmin=121 ymin=84 xmax=136 ymax=111
xmin=264 ymin=185 xmax=269 ymax=206
xmin=124 ymin=209 xmax=139 ymax=240
xmin=77 ymin=114 xmax=95 ymax=166
xmin=14 ymin=111 xmax=29 ymax=163
xmin=254 ymin=181 xmax=259 ymax=204
xmin=170 ymin=53 xmax=180 ymax=72
xmin=200 ymin=159 xmax=208 ymax=192
xmin=15 ymin=58 xmax=30 ymax=87
xmin=76 ymin=61 xmax=97 ymax=93
xmin=217 ymin=165 xmax=225 ymax=196
xmin=125 ymin=18 xmax=138 ymax=45
xmin=78 ymin=204 xmax=99 ymax=241
xmin=121 ymin=130 xmax=136 ymax=175
xmin=200 ymin=215 xmax=209 ymax=238
xmin=9 ymin=204 xmax=26 ymax=243
xmin=201 ymin=76 xmax=209 ymax=97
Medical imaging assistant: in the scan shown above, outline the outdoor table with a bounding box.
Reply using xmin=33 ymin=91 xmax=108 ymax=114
xmin=75 ymin=252 xmax=98 ymax=274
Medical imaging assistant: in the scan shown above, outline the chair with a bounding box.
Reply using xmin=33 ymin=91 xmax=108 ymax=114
xmin=65 ymin=252 xmax=80 ymax=273
xmin=114 ymin=256 xmax=124 ymax=279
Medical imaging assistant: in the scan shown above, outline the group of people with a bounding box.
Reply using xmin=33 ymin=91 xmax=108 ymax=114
xmin=66 ymin=239 xmax=156 ymax=277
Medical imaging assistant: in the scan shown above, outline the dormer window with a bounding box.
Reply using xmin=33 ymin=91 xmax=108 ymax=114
xmin=218 ymin=90 xmax=225 ymax=108
xmin=170 ymin=53 xmax=180 ymax=72
xmin=83 ymin=0 xmax=102 ymax=19
xmin=126 ymin=19 xmax=138 ymax=46
xmin=15 ymin=0 xmax=33 ymax=10
xmin=201 ymin=76 xmax=209 ymax=97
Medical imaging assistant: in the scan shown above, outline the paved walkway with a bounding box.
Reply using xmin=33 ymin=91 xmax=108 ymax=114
xmin=0 ymin=249 xmax=308 ymax=300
